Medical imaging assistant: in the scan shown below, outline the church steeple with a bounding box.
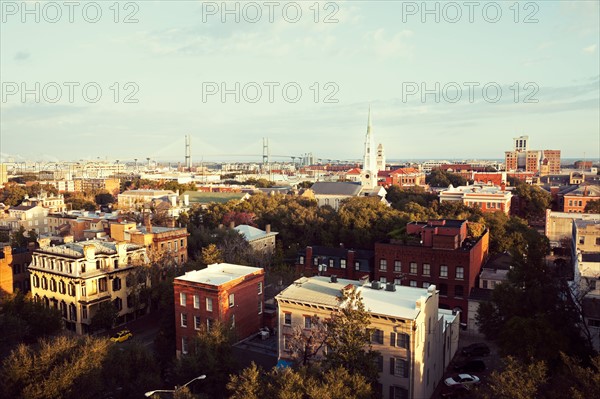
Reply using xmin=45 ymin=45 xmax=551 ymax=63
xmin=361 ymin=107 xmax=377 ymax=190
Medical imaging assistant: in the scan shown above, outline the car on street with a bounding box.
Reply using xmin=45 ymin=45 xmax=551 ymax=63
xmin=461 ymin=343 xmax=490 ymax=357
xmin=453 ymin=358 xmax=486 ymax=373
xmin=110 ymin=329 xmax=133 ymax=343
xmin=444 ymin=374 xmax=480 ymax=387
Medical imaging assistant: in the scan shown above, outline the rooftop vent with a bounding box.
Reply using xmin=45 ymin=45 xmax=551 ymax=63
xmin=371 ymin=281 xmax=381 ymax=290
xmin=330 ymin=275 xmax=338 ymax=283
xmin=385 ymin=282 xmax=396 ymax=292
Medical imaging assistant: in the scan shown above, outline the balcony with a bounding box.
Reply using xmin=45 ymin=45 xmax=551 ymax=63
xmin=79 ymin=290 xmax=111 ymax=304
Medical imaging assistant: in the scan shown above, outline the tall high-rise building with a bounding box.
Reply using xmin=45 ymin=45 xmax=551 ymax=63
xmin=376 ymin=143 xmax=386 ymax=172
xmin=504 ymin=136 xmax=560 ymax=174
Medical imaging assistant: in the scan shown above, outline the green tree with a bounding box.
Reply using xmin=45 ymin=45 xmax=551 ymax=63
xmin=426 ymin=169 xmax=467 ymax=187
xmin=475 ymin=356 xmax=547 ymax=399
xmin=1 ymin=335 xmax=111 ymax=399
xmin=227 ymin=362 xmax=263 ymax=399
xmin=512 ymin=181 xmax=552 ymax=221
xmin=201 ymin=243 xmax=223 ymax=265
xmin=322 ymin=287 xmax=380 ymax=389
xmin=90 ymin=301 xmax=118 ymax=332
xmin=0 ymin=292 xmax=62 ymax=356
xmin=174 ymin=320 xmax=237 ymax=399
xmin=9 ymin=225 xmax=38 ymax=248
xmin=94 ymin=192 xmax=115 ymax=206
xmin=0 ymin=182 xmax=27 ymax=206
xmin=584 ymin=199 xmax=600 ymax=214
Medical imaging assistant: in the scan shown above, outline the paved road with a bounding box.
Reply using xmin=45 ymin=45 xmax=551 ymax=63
xmin=107 ymin=312 xmax=162 ymax=347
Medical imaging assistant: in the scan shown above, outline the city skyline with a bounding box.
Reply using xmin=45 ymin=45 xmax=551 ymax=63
xmin=1 ymin=1 xmax=598 ymax=161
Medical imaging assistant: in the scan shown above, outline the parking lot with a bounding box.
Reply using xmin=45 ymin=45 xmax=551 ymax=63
xmin=430 ymin=331 xmax=502 ymax=398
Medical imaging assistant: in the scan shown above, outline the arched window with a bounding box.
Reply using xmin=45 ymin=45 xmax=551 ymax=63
xmin=59 ymin=280 xmax=66 ymax=295
xmin=68 ymin=282 xmax=76 ymax=297
xmin=59 ymin=301 xmax=67 ymax=318
xmin=34 ymin=294 xmax=40 ymax=302
xmin=50 ymin=278 xmax=57 ymax=292
xmin=43 ymin=296 xmax=49 ymax=307
xmin=41 ymin=276 xmax=48 ymax=290
xmin=69 ymin=303 xmax=77 ymax=321
xmin=33 ymin=274 xmax=40 ymax=288
xmin=96 ymin=260 xmax=101 ymax=269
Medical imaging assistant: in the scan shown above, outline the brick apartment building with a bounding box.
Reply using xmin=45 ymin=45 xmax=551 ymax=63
xmin=439 ymin=184 xmax=512 ymax=214
xmin=173 ymin=263 xmax=265 ymax=357
xmin=295 ymin=245 xmax=374 ymax=281
xmin=374 ymin=220 xmax=489 ymax=321
xmin=0 ymin=245 xmax=33 ymax=297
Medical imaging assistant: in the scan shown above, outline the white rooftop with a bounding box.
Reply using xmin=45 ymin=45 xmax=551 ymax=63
xmin=175 ymin=263 xmax=263 ymax=286
xmin=234 ymin=224 xmax=278 ymax=241
xmin=276 ymin=276 xmax=434 ymax=320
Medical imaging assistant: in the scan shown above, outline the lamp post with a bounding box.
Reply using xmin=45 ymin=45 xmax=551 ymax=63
xmin=144 ymin=375 xmax=206 ymax=397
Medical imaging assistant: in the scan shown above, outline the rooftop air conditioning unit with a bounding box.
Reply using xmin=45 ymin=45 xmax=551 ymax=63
xmin=385 ymin=283 xmax=396 ymax=292
xmin=330 ymin=275 xmax=338 ymax=283
xmin=371 ymin=281 xmax=381 ymax=290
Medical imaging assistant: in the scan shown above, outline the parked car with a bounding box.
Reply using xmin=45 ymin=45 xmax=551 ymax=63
xmin=110 ymin=329 xmax=133 ymax=343
xmin=461 ymin=343 xmax=490 ymax=357
xmin=453 ymin=358 xmax=486 ymax=373
xmin=440 ymin=384 xmax=472 ymax=398
xmin=444 ymin=374 xmax=480 ymax=387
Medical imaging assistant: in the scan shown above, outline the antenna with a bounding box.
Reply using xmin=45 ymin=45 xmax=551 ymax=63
xmin=185 ymin=135 xmax=192 ymax=171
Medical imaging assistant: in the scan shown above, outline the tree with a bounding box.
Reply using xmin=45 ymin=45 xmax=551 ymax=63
xmin=0 ymin=182 xmax=27 ymax=206
xmin=94 ymin=192 xmax=114 ymax=206
xmin=322 ymin=287 xmax=380 ymax=388
xmin=0 ymin=292 xmax=62 ymax=357
xmin=426 ymin=169 xmax=467 ymax=187
xmin=512 ymin=182 xmax=552 ymax=221
xmin=9 ymin=225 xmax=38 ymax=248
xmin=201 ymin=244 xmax=223 ymax=265
xmin=475 ymin=356 xmax=546 ymax=399
xmin=227 ymin=362 xmax=263 ymax=399
xmin=287 ymin=315 xmax=328 ymax=366
xmin=90 ymin=301 xmax=118 ymax=332
xmin=584 ymin=199 xmax=600 ymax=214
xmin=1 ymin=335 xmax=111 ymax=399
xmin=174 ymin=320 xmax=237 ymax=399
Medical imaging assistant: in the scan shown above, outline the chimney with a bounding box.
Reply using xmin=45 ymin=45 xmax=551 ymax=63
xmin=306 ymin=246 xmax=313 ymax=267
xmin=265 ymin=224 xmax=271 ymax=234
xmin=144 ymin=213 xmax=152 ymax=233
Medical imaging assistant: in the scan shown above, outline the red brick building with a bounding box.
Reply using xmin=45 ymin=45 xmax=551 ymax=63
xmin=0 ymin=245 xmax=34 ymax=298
xmin=173 ymin=263 xmax=265 ymax=356
xmin=563 ymin=185 xmax=600 ymax=213
xmin=374 ymin=220 xmax=489 ymax=321
xmin=295 ymin=245 xmax=374 ymax=281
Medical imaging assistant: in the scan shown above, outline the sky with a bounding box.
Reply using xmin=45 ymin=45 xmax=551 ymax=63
xmin=1 ymin=0 xmax=599 ymax=163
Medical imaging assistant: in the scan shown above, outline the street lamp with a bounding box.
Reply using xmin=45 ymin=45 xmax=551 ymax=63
xmin=144 ymin=375 xmax=206 ymax=397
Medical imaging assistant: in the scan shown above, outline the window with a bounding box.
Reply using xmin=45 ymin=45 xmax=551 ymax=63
xmin=376 ymin=355 xmax=384 ymax=372
xmin=340 ymin=259 xmax=346 ymax=269
xmin=423 ymin=282 xmax=430 ymax=289
xmin=596 ymin=237 xmax=600 ymax=246
xmin=49 ymin=278 xmax=56 ymax=292
xmin=33 ymin=274 xmax=40 ymax=288
xmin=410 ymin=280 xmax=417 ymax=287
xmin=313 ymin=257 xmax=319 ymax=266
xmin=68 ymin=282 xmax=76 ymax=297
xmin=82 ymin=306 xmax=88 ymax=320
xmin=69 ymin=303 xmax=77 ymax=321
xmin=579 ymin=236 xmax=585 ymax=245
xmin=284 ymin=313 xmax=292 ymax=326
xmin=379 ymin=259 xmax=387 ymax=271
xmin=113 ymin=297 xmax=123 ymax=311
xmin=440 ymin=265 xmax=448 ymax=278
xmin=258 ymin=282 xmax=263 ymax=295
xmin=181 ymin=337 xmax=188 ymax=354
xmin=181 ymin=313 xmax=188 ymax=327
xmin=410 ymin=262 xmax=417 ymax=274
xmin=390 ymin=358 xmax=409 ymax=377
xmin=455 ymin=285 xmax=464 ymax=298
xmin=98 ymin=278 xmax=107 ymax=292
xmin=456 ymin=267 xmax=464 ymax=280
xmin=127 ymin=295 xmax=133 ymax=308
xmin=193 ymin=295 xmax=200 ymax=309
xmin=355 ymin=261 xmax=360 ymax=271
xmin=482 ymin=280 xmax=488 ymax=289
xmin=304 ymin=316 xmax=312 ymax=329
xmin=423 ymin=263 xmax=430 ymax=276
xmin=258 ymin=300 xmax=263 ymax=314
xmin=371 ymin=329 xmax=384 ymax=344
xmin=206 ymin=298 xmax=213 ymax=311
xmin=112 ymin=277 xmax=121 ymax=291
xmin=329 ymin=259 xmax=334 ymax=268
xmin=394 ymin=278 xmax=402 ymax=286
xmin=180 ymin=239 xmax=184 ymax=247
xmin=59 ymin=301 xmax=67 ymax=318
xmin=299 ymin=255 xmax=304 ymax=264
xmin=194 ymin=316 xmax=201 ymax=330
xmin=59 ymin=280 xmax=65 ymax=294
xmin=394 ymin=260 xmax=401 ymax=272
xmin=439 ymin=283 xmax=448 ymax=296
xmin=390 ymin=332 xmax=410 ymax=349
xmin=180 ymin=292 xmax=187 ymax=306
xmin=229 ymin=293 xmax=235 ymax=308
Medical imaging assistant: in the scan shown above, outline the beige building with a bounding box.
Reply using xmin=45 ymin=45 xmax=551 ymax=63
xmin=0 ymin=163 xmax=7 ymax=187
xmin=545 ymin=209 xmax=600 ymax=246
xmin=234 ymin=224 xmax=278 ymax=254
xmin=118 ymin=189 xmax=177 ymax=209
xmin=439 ymin=184 xmax=512 ymax=214
xmin=0 ymin=204 xmax=49 ymax=235
xmin=276 ymin=276 xmax=459 ymax=399
xmin=29 ymin=240 xmax=148 ymax=334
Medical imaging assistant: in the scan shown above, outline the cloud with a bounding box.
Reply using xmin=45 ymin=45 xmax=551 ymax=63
xmin=583 ymin=44 xmax=597 ymax=54
xmin=14 ymin=51 xmax=30 ymax=61
xmin=365 ymin=29 xmax=414 ymax=59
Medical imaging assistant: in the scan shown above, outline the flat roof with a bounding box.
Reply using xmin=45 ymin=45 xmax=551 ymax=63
xmin=175 ymin=263 xmax=263 ymax=286
xmin=276 ymin=276 xmax=433 ymax=320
